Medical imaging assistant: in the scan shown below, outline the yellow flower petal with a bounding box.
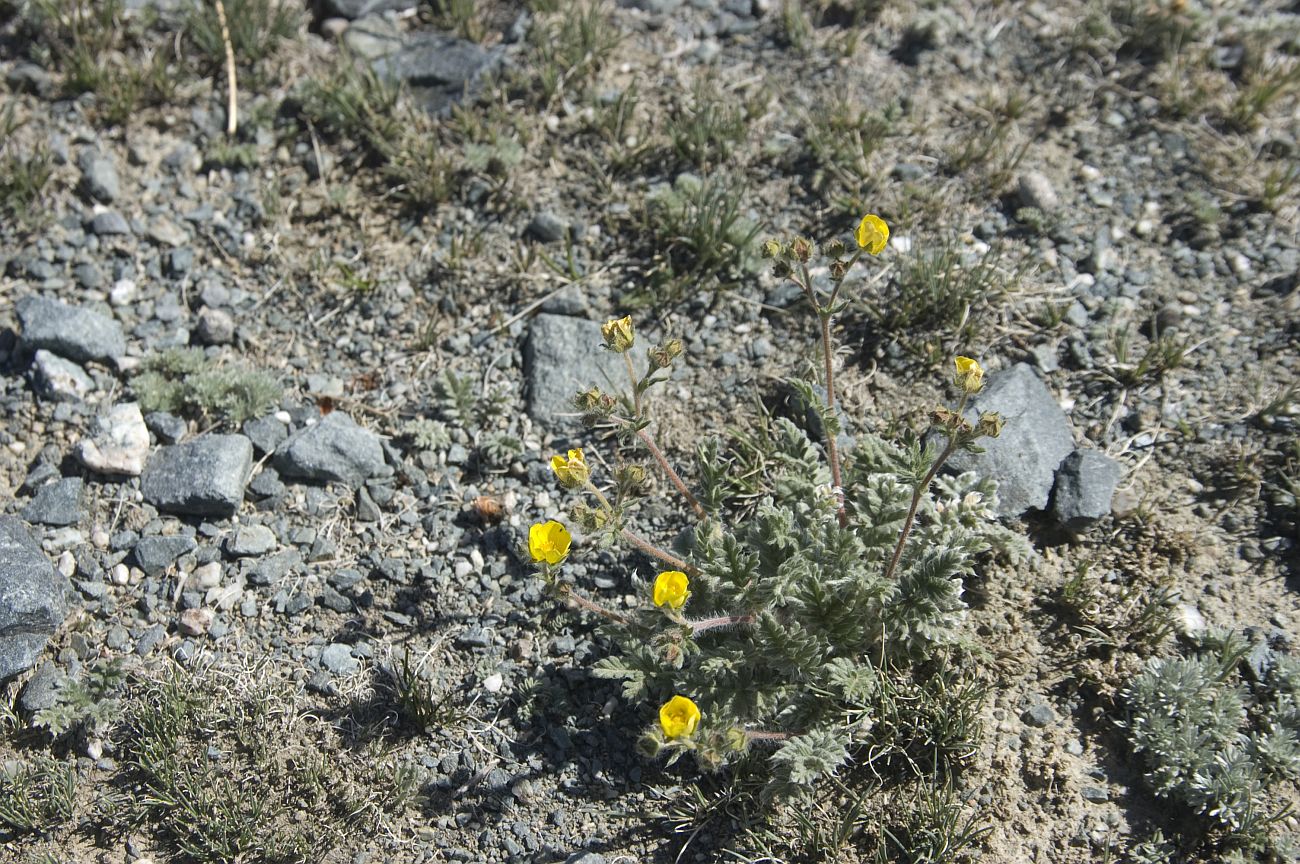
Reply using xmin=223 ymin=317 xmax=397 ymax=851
xmin=550 ymin=449 xmax=588 ymax=487
xmin=954 ymin=356 xmax=984 ymax=393
xmin=601 ymin=316 xmax=635 ymax=353
xmin=855 ymin=214 xmax=889 ymax=255
xmin=659 ymin=695 xmax=701 ymax=740
xmin=528 ymin=520 xmax=572 ymax=565
xmin=653 ymin=570 xmax=690 ymax=610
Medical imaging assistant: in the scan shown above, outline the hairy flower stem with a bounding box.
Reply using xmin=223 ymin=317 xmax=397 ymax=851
xmin=621 ymin=528 xmax=697 ymax=575
xmin=611 ymin=414 xmax=707 ymax=518
xmin=623 ymin=351 xmax=643 ymax=418
xmin=796 ymin=262 xmax=850 ymax=528
xmin=689 ymin=614 xmax=755 ymax=636
xmin=881 ymin=392 xmax=971 ymax=583
xmin=744 ymin=729 xmax=794 ymax=743
xmin=554 ymin=582 xmax=630 ymax=625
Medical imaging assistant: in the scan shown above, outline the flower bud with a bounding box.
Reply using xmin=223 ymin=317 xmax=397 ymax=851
xmin=551 ymin=449 xmax=589 ymax=488
xmin=615 ymin=463 xmax=648 ymax=495
xmin=650 ymin=338 xmax=683 ymax=369
xmin=790 ymin=237 xmax=814 ymax=263
xmin=761 ymin=239 xmax=783 ymax=259
xmin=823 ymin=238 xmax=846 ymax=258
xmin=829 ymin=259 xmax=848 ymax=281
xmin=772 ymin=260 xmax=792 ymax=278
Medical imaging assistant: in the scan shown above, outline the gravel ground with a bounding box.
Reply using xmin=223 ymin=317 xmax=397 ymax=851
xmin=1 ymin=0 xmax=1298 ymax=862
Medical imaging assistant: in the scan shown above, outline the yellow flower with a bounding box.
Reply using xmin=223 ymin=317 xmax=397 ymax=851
xmin=954 ymin=356 xmax=984 ymax=393
xmin=600 ymin=316 xmax=635 ymax=353
xmin=659 ymin=695 xmax=701 ymax=740
xmin=550 ymin=449 xmax=589 ymax=488
xmin=653 ymin=570 xmax=690 ymax=610
xmin=855 ymin=214 xmax=889 ymax=255
xmin=528 ymin=520 xmax=571 ymax=565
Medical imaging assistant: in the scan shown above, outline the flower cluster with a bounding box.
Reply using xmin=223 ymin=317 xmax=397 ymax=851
xmin=524 ymin=217 xmax=1018 ymax=795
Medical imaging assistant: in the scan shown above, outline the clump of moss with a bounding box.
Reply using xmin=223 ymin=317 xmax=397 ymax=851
xmin=132 ymin=347 xmax=281 ymax=427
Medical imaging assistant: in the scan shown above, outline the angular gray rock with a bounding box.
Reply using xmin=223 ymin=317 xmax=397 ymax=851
xmin=141 ymin=434 xmax=254 ymax=517
xmin=78 ymin=149 xmax=120 ymax=202
xmin=347 ymin=16 xmax=504 ymax=116
xmin=133 ymin=535 xmax=198 ymax=577
xmin=273 ymin=412 xmax=385 ymax=486
xmin=944 ymin=363 xmax=1075 ymax=517
xmin=1052 ymin=449 xmax=1122 ymax=533
xmin=31 ymin=350 xmax=94 ymax=402
xmin=18 ymin=661 xmax=65 ymax=714
xmin=226 ymin=524 xmax=276 ymax=557
xmin=0 ymin=517 xmax=69 ymax=680
xmin=21 ymin=478 xmax=83 ymax=527
xmin=320 ymin=643 xmax=360 ymax=675
xmin=525 ymin=314 xmax=647 ymax=429
xmin=90 ymin=211 xmax=132 ymax=235
xmin=77 ymin=403 xmax=150 ymax=476
xmin=16 ymin=296 xmax=126 ymax=364
xmin=195 ymin=306 xmax=235 ymax=345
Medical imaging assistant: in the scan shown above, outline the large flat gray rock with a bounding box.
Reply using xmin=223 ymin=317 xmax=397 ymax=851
xmin=273 ymin=412 xmax=385 ymax=486
xmin=21 ymin=478 xmax=83 ymax=527
xmin=16 ymin=295 xmax=126 ymax=364
xmin=945 ymin=363 xmax=1075 ymax=517
xmin=0 ymin=517 xmax=69 ymax=680
xmin=346 ymin=15 xmax=503 ymax=116
xmin=142 ymin=434 xmax=254 ymax=517
xmin=525 ymin=314 xmax=647 ymax=430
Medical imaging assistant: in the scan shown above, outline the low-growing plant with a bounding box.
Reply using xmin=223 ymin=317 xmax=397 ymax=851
xmin=24 ymin=0 xmax=182 ymax=126
xmin=0 ymin=756 xmax=78 ymax=837
xmin=0 ymin=106 xmax=52 ymax=222
xmin=635 ymin=173 xmax=762 ymax=307
xmin=32 ymin=660 xmax=127 ymax=738
xmin=186 ymin=0 xmax=299 ymax=70
xmin=665 ymin=79 xmax=754 ymax=171
xmin=526 ymin=0 xmax=620 ymax=105
xmin=132 ymin=347 xmax=281 ymax=427
xmin=800 ymin=96 xmax=897 ymax=206
xmin=528 ymin=217 xmax=1027 ymax=804
xmin=1102 ymin=322 xmax=1190 ymax=388
xmin=1122 ymin=631 xmax=1300 ymax=851
xmin=859 ymin=238 xmax=1020 ymax=351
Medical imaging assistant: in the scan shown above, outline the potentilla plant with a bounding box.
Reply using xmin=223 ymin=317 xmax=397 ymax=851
xmin=528 ymin=215 xmax=1026 ymax=798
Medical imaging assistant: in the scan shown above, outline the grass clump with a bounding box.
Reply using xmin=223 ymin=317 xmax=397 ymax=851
xmin=132 ymin=347 xmax=281 ymax=427
xmin=636 ymin=174 xmax=762 ymax=307
xmin=186 ymin=0 xmax=299 ymax=71
xmin=0 ymin=106 xmax=52 ymax=222
xmin=24 ymin=0 xmax=181 ymax=126
xmin=530 ymin=220 xmax=1026 ymax=809
xmin=859 ymin=239 xmax=1020 ymax=353
xmin=0 ymin=756 xmax=78 ymax=837
xmin=526 ymin=0 xmax=621 ymax=105
xmin=1123 ymin=632 xmax=1300 ymax=853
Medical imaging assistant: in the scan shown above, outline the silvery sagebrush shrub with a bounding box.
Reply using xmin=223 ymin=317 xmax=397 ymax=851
xmin=527 ymin=216 xmax=1029 ymax=799
xmin=1123 ymin=630 xmax=1300 ymax=843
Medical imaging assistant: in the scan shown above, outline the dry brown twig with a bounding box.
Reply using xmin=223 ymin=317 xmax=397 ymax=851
xmin=215 ymin=0 xmax=237 ymax=135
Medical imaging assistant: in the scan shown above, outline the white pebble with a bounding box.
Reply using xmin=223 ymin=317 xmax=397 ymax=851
xmin=57 ymin=550 xmax=77 ymax=578
xmin=1134 ymin=218 xmax=1155 ymax=237
xmin=483 ymin=673 xmax=504 ymax=693
xmin=193 ymin=562 xmax=223 ymax=590
xmin=1080 ymin=164 xmax=1102 ymax=181
xmin=469 ymin=548 xmax=485 ymax=572
xmin=111 ymin=563 xmax=130 ymax=585
xmin=453 ymin=559 xmax=474 ymax=579
xmin=91 ymin=530 xmax=110 ymax=549
xmin=890 ymin=235 xmax=913 ymax=254
xmin=110 ymin=279 xmax=137 ymax=305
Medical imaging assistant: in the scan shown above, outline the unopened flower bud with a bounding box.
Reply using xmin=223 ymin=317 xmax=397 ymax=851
xmin=823 ymin=238 xmax=846 ymax=257
xmin=650 ymin=338 xmax=683 ymax=369
xmin=761 ymin=239 xmax=783 ymax=259
xmin=829 ymin=259 xmax=848 ymax=281
xmin=772 ymin=260 xmax=792 ymax=278
xmin=790 ymin=237 xmax=814 ymax=262
xmin=616 ymin=463 xmax=648 ymax=494
xmin=725 ymin=727 xmax=750 ymax=752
